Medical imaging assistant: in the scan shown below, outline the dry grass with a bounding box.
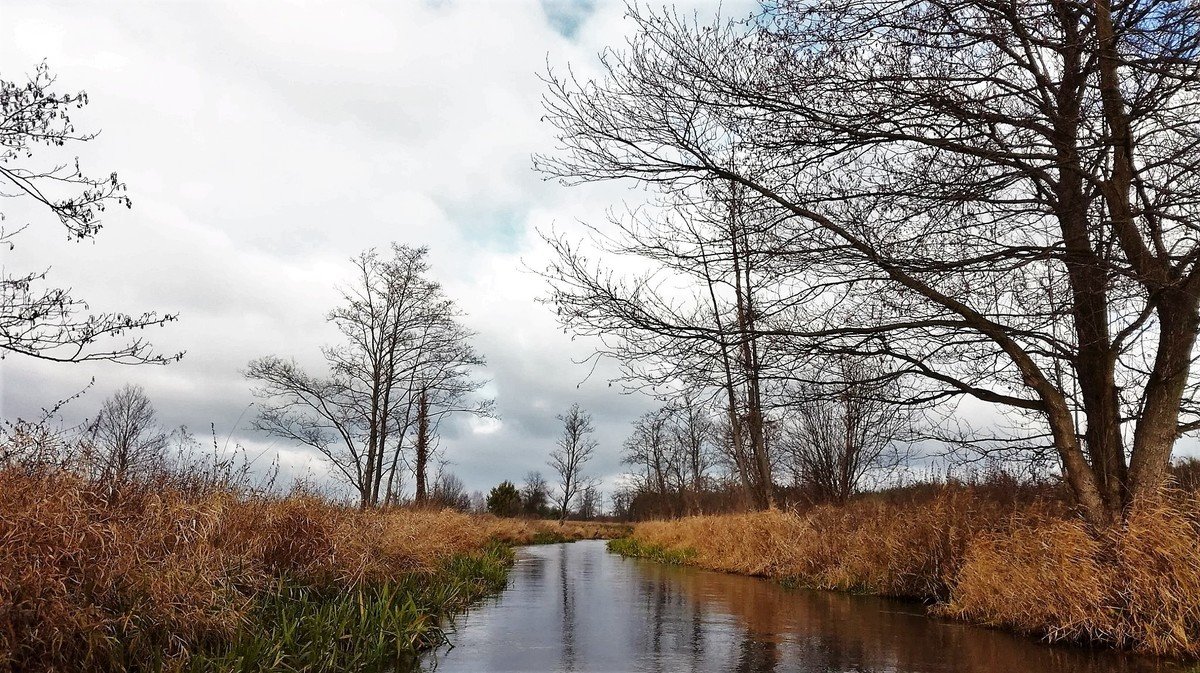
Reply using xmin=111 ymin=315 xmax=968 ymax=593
xmin=478 ymin=516 xmax=630 ymax=545
xmin=629 ymin=486 xmax=1048 ymax=599
xmin=946 ymin=490 xmax=1200 ymax=657
xmin=621 ymin=486 xmax=1200 ymax=658
xmin=0 ymin=468 xmax=616 ymax=672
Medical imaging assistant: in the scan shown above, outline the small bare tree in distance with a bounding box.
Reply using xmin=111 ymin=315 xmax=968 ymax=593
xmin=89 ymin=384 xmax=168 ymax=485
xmin=781 ymin=357 xmax=912 ymax=504
xmin=549 ymin=402 xmax=597 ymax=522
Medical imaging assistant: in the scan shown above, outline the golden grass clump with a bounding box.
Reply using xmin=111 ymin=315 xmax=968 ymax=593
xmin=947 ymin=491 xmax=1200 ymax=656
xmin=1113 ymin=493 xmax=1200 ymax=655
xmin=0 ymin=470 xmax=243 ymax=671
xmin=215 ymin=497 xmax=495 ymax=586
xmin=945 ymin=515 xmax=1111 ymax=642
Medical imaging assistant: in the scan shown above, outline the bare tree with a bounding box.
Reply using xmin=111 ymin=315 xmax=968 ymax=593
xmin=668 ymin=397 xmax=716 ymax=514
xmin=88 ymin=384 xmax=167 ymax=484
xmin=577 ymin=481 xmax=602 ymax=520
xmin=323 ymin=245 xmax=450 ymax=508
xmin=539 ymin=1 xmax=1200 ymax=525
xmin=622 ymin=410 xmax=671 ymax=495
xmin=521 ymin=470 xmax=550 ymax=517
xmin=1 ymin=62 xmax=178 ymax=364
xmin=248 ymin=244 xmax=491 ymax=508
xmin=538 ymin=183 xmax=785 ymax=508
xmin=549 ymin=403 xmax=598 ymax=522
xmin=780 ymin=357 xmax=912 ymax=504
xmin=429 ymin=468 xmax=471 ymax=511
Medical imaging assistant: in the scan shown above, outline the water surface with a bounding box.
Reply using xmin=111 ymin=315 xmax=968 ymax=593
xmin=419 ymin=540 xmax=1181 ymax=673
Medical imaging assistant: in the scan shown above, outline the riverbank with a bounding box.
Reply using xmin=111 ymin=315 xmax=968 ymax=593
xmin=609 ymin=486 xmax=1200 ymax=660
xmin=0 ymin=468 xmax=623 ymax=673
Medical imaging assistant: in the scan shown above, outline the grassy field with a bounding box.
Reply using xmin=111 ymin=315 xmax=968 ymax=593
xmin=0 ymin=468 xmax=625 ymax=673
xmin=610 ymin=485 xmax=1200 ymax=659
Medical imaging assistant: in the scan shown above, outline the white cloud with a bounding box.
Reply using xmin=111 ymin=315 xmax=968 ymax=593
xmin=2 ymin=0 xmax=758 ymax=497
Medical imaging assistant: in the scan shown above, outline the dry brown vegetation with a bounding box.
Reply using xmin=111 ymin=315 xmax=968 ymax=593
xmin=0 ymin=468 xmax=622 ymax=672
xmin=480 ymin=516 xmax=630 ymax=544
xmin=621 ymin=484 xmax=1200 ymax=659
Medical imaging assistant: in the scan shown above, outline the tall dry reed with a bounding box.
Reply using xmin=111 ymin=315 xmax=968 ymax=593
xmin=946 ymin=490 xmax=1200 ymax=657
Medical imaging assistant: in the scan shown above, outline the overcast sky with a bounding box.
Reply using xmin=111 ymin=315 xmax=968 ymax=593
xmin=0 ymin=0 xmax=758 ymax=499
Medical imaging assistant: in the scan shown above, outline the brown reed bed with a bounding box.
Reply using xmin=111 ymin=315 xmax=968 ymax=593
xmin=477 ymin=516 xmax=631 ymax=545
xmin=615 ymin=485 xmax=1200 ymax=659
xmin=0 ymin=468 xmax=615 ymax=673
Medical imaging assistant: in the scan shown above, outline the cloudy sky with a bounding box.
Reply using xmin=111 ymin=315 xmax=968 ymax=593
xmin=0 ymin=0 xmax=754 ymax=498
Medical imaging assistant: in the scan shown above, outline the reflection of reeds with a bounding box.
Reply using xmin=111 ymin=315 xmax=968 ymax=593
xmin=619 ymin=486 xmax=1200 ymax=658
xmin=0 ymin=468 xmax=620 ymax=672
xmin=631 ymin=555 xmax=1130 ymax=673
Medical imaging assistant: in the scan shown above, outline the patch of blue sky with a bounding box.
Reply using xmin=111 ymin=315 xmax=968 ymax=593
xmin=457 ymin=207 xmax=527 ymax=253
xmin=540 ymin=0 xmax=596 ymax=39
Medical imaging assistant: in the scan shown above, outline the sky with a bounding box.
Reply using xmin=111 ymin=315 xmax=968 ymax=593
xmin=0 ymin=0 xmax=757 ymax=500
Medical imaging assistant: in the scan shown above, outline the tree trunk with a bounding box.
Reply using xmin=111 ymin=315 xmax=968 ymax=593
xmin=729 ymin=196 xmax=772 ymax=510
xmin=1129 ymin=296 xmax=1200 ymax=503
xmin=414 ymin=388 xmax=430 ymax=506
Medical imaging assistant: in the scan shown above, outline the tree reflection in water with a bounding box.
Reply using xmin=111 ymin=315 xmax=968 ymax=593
xmin=559 ymin=543 xmax=576 ymax=671
xmin=418 ymin=541 xmax=1180 ymax=673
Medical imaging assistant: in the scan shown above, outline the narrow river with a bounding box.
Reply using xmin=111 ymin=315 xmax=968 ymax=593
xmin=418 ymin=540 xmax=1181 ymax=673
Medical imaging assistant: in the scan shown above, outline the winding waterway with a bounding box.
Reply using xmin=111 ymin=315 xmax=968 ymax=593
xmin=418 ymin=540 xmax=1181 ymax=673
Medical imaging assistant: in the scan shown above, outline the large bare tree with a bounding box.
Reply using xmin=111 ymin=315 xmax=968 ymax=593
xmin=539 ymin=0 xmax=1200 ymax=525
xmin=247 ymin=244 xmax=491 ymax=508
xmin=1 ymin=62 xmax=177 ymax=364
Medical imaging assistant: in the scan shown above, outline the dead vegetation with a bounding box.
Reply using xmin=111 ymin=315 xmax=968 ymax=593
xmin=479 ymin=516 xmax=630 ymax=545
xmin=0 ymin=468 xmax=621 ymax=672
xmin=619 ymin=484 xmax=1200 ymax=659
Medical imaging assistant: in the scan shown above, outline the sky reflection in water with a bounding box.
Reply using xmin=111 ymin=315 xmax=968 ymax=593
xmin=418 ymin=540 xmax=1180 ymax=673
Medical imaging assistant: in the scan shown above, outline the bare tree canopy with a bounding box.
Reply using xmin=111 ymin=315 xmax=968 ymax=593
xmin=539 ymin=184 xmax=786 ymax=509
xmin=88 ymin=384 xmax=168 ymax=484
xmin=780 ymin=356 xmax=913 ymax=504
xmin=549 ymin=402 xmax=598 ymax=522
xmin=247 ymin=244 xmax=492 ymax=508
xmin=539 ymin=0 xmax=1200 ymax=525
xmin=1 ymin=62 xmax=178 ymax=364
xmin=621 ymin=399 xmax=718 ymax=516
